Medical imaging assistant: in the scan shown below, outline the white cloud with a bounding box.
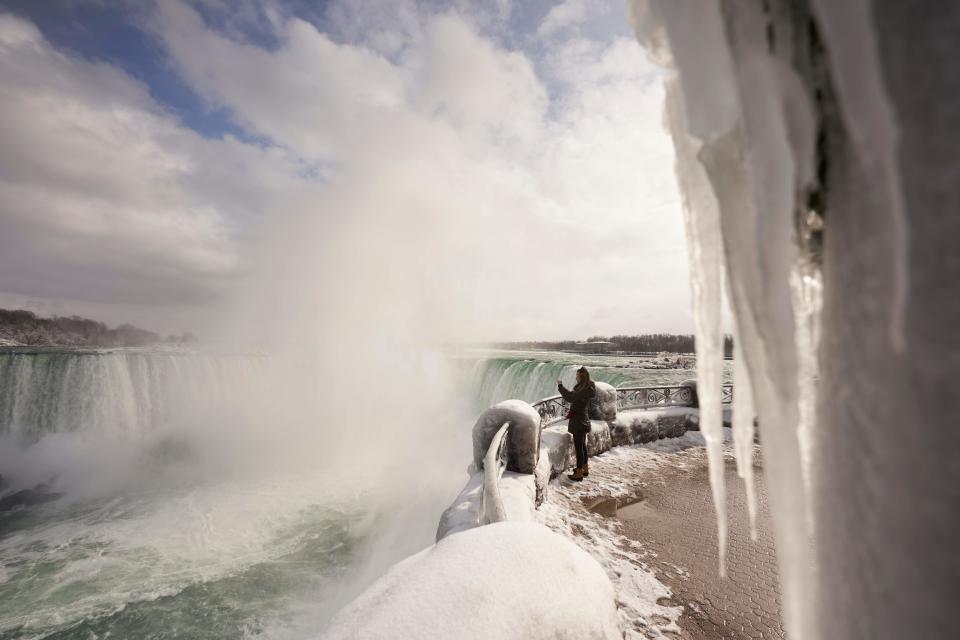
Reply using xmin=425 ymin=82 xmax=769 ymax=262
xmin=0 ymin=1 xmax=692 ymax=340
xmin=0 ymin=13 xmax=268 ymax=310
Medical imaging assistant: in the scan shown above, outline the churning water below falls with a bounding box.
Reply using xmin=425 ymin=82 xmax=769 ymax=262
xmin=0 ymin=348 xmax=723 ymax=639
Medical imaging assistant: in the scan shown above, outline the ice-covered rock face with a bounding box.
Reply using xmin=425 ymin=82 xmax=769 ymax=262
xmin=588 ymin=381 xmax=617 ymax=421
xmin=630 ymin=1 xmax=960 ymax=638
xmin=471 ymin=399 xmax=541 ymax=474
xmin=324 ymin=521 xmax=622 ymax=640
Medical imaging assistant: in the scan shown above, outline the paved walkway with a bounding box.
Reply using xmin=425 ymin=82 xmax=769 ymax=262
xmin=547 ymin=437 xmax=786 ymax=639
xmin=614 ymin=454 xmax=785 ymax=639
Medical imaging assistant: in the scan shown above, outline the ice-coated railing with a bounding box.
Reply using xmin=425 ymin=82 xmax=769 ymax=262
xmin=479 ymin=421 xmax=510 ymax=525
xmin=531 ymin=384 xmax=734 ymax=426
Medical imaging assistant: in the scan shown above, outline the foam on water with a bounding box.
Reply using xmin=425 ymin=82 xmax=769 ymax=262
xmin=0 ymin=471 xmax=370 ymax=639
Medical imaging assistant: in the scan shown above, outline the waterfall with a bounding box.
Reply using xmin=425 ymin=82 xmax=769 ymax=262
xmin=462 ymin=353 xmax=708 ymax=409
xmin=0 ymin=350 xmax=266 ymax=440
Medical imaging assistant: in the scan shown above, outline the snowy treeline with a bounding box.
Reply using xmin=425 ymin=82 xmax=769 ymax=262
xmin=0 ymin=308 xmax=191 ymax=347
xmin=496 ymin=333 xmax=734 ymax=356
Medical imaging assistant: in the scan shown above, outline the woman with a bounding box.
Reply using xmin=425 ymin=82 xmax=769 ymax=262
xmin=557 ymin=366 xmax=596 ymax=482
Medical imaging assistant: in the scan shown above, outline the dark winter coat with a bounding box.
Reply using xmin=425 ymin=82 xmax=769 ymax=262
xmin=558 ymin=380 xmax=596 ymax=435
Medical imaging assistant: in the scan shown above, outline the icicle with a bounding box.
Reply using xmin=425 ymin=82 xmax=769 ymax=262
xmin=630 ymin=1 xmax=819 ymax=636
xmin=663 ymin=82 xmax=727 ymax=577
xmin=790 ymin=253 xmax=823 ymax=533
xmin=631 ymin=0 xmax=739 ymax=580
xmin=730 ymin=323 xmax=758 ymax=541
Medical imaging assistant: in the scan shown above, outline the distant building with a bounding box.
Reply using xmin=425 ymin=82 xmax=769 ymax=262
xmin=571 ymin=341 xmax=612 ymax=354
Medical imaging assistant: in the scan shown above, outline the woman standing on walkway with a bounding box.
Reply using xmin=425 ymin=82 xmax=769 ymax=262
xmin=557 ymin=366 xmax=596 ymax=482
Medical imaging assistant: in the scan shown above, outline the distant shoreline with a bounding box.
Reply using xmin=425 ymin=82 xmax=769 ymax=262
xmin=0 ymin=308 xmax=195 ymax=349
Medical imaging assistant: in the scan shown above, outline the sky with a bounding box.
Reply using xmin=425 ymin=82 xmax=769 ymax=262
xmin=0 ymin=0 xmax=692 ymax=342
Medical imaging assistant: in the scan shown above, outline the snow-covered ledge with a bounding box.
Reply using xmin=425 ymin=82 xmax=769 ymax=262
xmin=438 ymin=400 xmax=542 ymax=540
xmin=334 ymin=391 xmax=732 ymax=638
xmin=324 ymin=522 xmax=622 ymax=640
xmin=438 ymin=391 xmax=731 ymax=541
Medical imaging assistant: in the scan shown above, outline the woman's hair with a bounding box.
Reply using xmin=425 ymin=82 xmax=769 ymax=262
xmin=575 ymin=366 xmax=592 ymax=387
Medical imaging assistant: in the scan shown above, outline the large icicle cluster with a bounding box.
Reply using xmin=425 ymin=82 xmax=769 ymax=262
xmin=663 ymin=80 xmax=728 ymax=577
xmin=626 ymin=1 xmax=856 ymax=637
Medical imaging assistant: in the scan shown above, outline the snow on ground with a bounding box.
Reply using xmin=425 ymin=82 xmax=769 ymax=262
xmin=323 ymin=521 xmax=621 ymax=640
xmin=538 ymin=429 xmax=734 ymax=639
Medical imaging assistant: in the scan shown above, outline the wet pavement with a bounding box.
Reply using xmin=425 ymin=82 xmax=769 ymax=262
xmin=607 ymin=452 xmax=785 ymax=639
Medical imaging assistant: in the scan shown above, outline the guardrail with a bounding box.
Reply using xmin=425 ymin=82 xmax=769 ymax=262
xmin=531 ymin=384 xmax=734 ymax=426
xmin=477 ymin=385 xmax=733 ymax=526
xmin=479 ymin=421 xmax=510 ymax=525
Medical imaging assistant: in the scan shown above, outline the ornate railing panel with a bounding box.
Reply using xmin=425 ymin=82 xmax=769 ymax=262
xmin=532 ymin=395 xmax=570 ymax=425
xmin=530 ymin=384 xmax=734 ymax=426
xmin=617 ymin=385 xmax=693 ymax=409
xmin=721 ymin=385 xmax=733 ymax=404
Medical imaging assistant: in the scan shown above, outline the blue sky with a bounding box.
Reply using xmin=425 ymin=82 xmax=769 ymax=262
xmin=4 ymin=0 xmax=300 ymax=140
xmin=4 ymin=0 xmax=631 ymax=141
xmin=0 ymin=0 xmax=689 ymax=342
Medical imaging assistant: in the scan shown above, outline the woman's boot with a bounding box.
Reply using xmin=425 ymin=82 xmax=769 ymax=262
xmin=581 ymin=462 xmax=589 ymax=478
xmin=567 ymin=465 xmax=584 ymax=482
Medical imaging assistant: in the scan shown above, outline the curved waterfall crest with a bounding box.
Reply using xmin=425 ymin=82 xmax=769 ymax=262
xmin=464 ymin=354 xmax=715 ymax=409
xmin=0 ymin=350 xmax=265 ymax=438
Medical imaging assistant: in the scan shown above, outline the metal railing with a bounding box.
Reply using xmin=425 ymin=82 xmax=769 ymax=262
xmin=479 ymin=421 xmax=510 ymax=525
xmin=531 ymin=384 xmax=734 ymax=426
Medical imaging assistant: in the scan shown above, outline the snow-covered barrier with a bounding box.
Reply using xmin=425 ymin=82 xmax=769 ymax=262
xmin=436 ymin=470 xmax=537 ymax=541
xmin=435 ymin=471 xmax=483 ymax=540
xmin=679 ymin=378 xmax=698 ymax=408
xmin=471 ymin=399 xmax=540 ymax=474
xmin=443 ymin=393 xmax=729 ymax=541
xmin=538 ymin=430 xmax=576 ymax=482
xmin=537 ymin=407 xmax=699 ymax=480
xmin=589 ymin=381 xmax=618 ymax=420
xmin=325 ymin=522 xmax=622 ymax=640
xmin=610 ymin=406 xmax=698 ymax=445
xmin=538 ymin=423 xmax=609 ymax=481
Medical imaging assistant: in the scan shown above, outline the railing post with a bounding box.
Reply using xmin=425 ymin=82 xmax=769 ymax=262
xmin=480 ymin=422 xmax=509 ymax=525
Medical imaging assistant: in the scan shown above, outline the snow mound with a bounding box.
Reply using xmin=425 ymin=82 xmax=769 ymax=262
xmin=590 ymin=381 xmax=618 ymax=421
xmin=472 ymin=399 xmax=541 ymax=473
xmin=324 ymin=521 xmax=621 ymax=640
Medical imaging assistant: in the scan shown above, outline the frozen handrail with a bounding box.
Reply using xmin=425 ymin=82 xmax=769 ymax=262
xmin=531 ymin=384 xmax=734 ymax=426
xmin=479 ymin=421 xmax=510 ymax=525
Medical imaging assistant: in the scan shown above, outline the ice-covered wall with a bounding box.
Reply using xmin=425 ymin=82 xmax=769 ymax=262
xmin=630 ymin=1 xmax=960 ymax=638
xmin=813 ymin=4 xmax=960 ymax=638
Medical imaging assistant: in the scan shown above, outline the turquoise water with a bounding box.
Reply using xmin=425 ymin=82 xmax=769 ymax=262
xmin=0 ymin=496 xmax=367 ymax=640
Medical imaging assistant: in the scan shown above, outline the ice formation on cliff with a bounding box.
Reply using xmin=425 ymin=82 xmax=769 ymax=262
xmin=624 ymin=0 xmax=896 ymax=636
